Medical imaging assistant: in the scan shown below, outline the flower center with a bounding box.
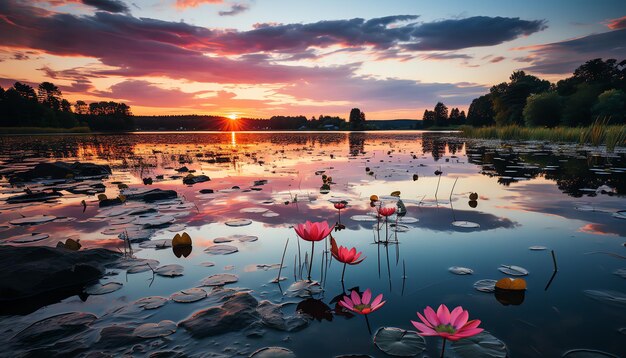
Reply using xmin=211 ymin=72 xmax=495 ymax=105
xmin=435 ymin=324 xmax=457 ymax=334
xmin=353 ymin=304 xmax=371 ymax=312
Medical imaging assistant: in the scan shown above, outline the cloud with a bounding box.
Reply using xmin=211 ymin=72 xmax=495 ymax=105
xmin=490 ymin=56 xmax=505 ymax=63
xmin=175 ymin=0 xmax=223 ymax=9
xmin=82 ymin=0 xmax=129 ymax=13
xmin=518 ymin=28 xmax=626 ymax=74
xmin=97 ymin=80 xmax=205 ymax=107
xmin=218 ymin=3 xmax=248 ymax=16
xmin=420 ymin=52 xmax=473 ymax=60
xmin=403 ymin=16 xmax=547 ymax=51
xmin=34 ymin=0 xmax=130 ymax=13
xmin=606 ymin=15 xmax=626 ymax=29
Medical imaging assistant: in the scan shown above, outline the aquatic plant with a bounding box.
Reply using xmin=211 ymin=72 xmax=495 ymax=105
xmin=294 ymin=220 xmax=334 ymax=281
xmin=411 ymin=304 xmax=483 ymax=357
xmin=330 ymin=237 xmax=365 ymax=281
xmin=377 ymin=205 xmax=396 ymax=243
xmin=333 ymin=201 xmax=347 ymax=223
xmin=339 ymin=288 xmax=385 ymax=315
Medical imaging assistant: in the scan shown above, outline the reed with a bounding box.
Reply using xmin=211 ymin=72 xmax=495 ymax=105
xmin=461 ymin=122 xmax=626 ymax=152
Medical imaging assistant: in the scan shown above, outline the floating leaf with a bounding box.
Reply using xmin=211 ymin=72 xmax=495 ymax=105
xmin=612 ymin=211 xmax=626 ymax=220
xmin=529 ymin=246 xmax=547 ymax=251
xmin=225 ymin=219 xmax=252 ymax=227
xmin=135 ymin=296 xmax=168 ymax=310
xmin=249 ymin=347 xmax=296 ymax=358
xmin=373 ymin=327 xmax=426 ymax=357
xmin=213 ymin=236 xmax=234 ymax=243
xmin=172 ymin=232 xmax=192 ymax=247
xmin=155 ymin=264 xmax=184 ymax=277
xmin=498 ymin=265 xmax=529 ymax=276
xmin=133 ymin=320 xmax=177 ymax=338
xmin=138 ymin=239 xmax=172 ymax=249
xmin=200 ymin=262 xmax=215 ymax=267
xmin=200 ymin=273 xmax=239 ymax=286
xmin=85 ymin=282 xmax=123 ymax=295
xmin=240 ymin=207 xmax=269 ymax=213
xmin=474 ymin=279 xmax=497 ymax=293
xmin=350 ymin=215 xmax=378 ymax=222
xmin=449 ymin=266 xmax=474 ymax=275
xmin=451 ymin=331 xmax=508 ymax=357
xmin=10 ymin=215 xmax=56 ymax=225
xmin=285 ymin=280 xmax=322 ymax=298
xmin=171 ymin=288 xmax=207 ymax=303
xmin=495 ymin=278 xmax=527 ymax=291
xmin=390 ymin=191 xmax=401 ymax=197
xmin=6 ymin=233 xmax=49 ymax=243
xmin=452 ymin=221 xmax=480 ymax=228
xmin=204 ymin=244 xmax=238 ymax=255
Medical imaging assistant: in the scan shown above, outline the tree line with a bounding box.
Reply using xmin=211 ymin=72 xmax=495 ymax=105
xmin=466 ymin=58 xmax=626 ymax=127
xmin=422 ymin=103 xmax=466 ymax=127
xmin=0 ymin=81 xmax=133 ymax=130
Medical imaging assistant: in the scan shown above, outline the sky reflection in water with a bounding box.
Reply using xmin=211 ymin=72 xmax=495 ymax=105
xmin=0 ymin=131 xmax=625 ymax=357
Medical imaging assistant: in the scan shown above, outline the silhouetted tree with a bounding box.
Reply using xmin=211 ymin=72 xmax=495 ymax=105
xmin=38 ymin=82 xmax=62 ymax=112
xmin=490 ymin=71 xmax=551 ymax=126
xmin=467 ymin=94 xmax=495 ymax=127
xmin=349 ymin=108 xmax=365 ymax=130
xmin=74 ymin=100 xmax=88 ymax=115
xmin=523 ymin=92 xmax=562 ymax=127
xmin=433 ymin=102 xmax=448 ymax=126
xmin=593 ymin=89 xmax=626 ymax=124
xmin=422 ymin=109 xmax=435 ymax=128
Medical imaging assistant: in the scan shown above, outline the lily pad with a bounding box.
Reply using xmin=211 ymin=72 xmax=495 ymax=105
xmin=584 ymin=290 xmax=626 ymax=308
xmin=449 ymin=266 xmax=474 ymax=275
xmin=285 ymin=280 xmax=323 ymax=298
xmin=135 ymin=296 xmax=168 ymax=310
xmin=612 ymin=211 xmax=626 ymax=220
xmin=240 ymin=207 xmax=269 ymax=213
xmin=85 ymin=282 xmax=123 ymax=295
xmin=350 ymin=215 xmax=378 ymax=222
xmin=213 ymin=236 xmax=235 ymax=243
xmin=562 ymin=349 xmax=619 ymax=357
xmin=451 ymin=331 xmax=508 ymax=358
xmin=133 ymin=320 xmax=177 ymax=338
xmin=373 ymin=327 xmax=426 ymax=357
xmin=529 ymin=246 xmax=547 ymax=251
xmin=201 ymin=261 xmax=216 ymax=267
xmin=6 ymin=233 xmax=49 ymax=243
xmin=249 ymin=347 xmax=296 ymax=358
xmin=498 ymin=265 xmax=529 ymax=276
xmin=139 ymin=239 xmax=172 ymax=249
xmin=474 ymin=279 xmax=497 ymax=293
xmin=452 ymin=221 xmax=481 ymax=228
xmin=155 ymin=264 xmax=184 ymax=277
xmin=225 ymin=219 xmax=252 ymax=227
xmin=205 ymin=244 xmax=238 ymax=255
xmin=171 ymin=288 xmax=207 ymax=303
xmin=10 ymin=215 xmax=57 ymax=225
xmin=262 ymin=211 xmax=280 ymax=217
xmin=200 ymin=273 xmax=239 ymax=286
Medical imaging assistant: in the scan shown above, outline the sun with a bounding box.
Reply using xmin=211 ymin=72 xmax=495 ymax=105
xmin=228 ymin=113 xmax=238 ymax=120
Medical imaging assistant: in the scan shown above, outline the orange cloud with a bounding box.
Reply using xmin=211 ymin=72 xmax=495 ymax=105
xmin=175 ymin=0 xmax=223 ymax=9
xmin=606 ymin=16 xmax=626 ymax=29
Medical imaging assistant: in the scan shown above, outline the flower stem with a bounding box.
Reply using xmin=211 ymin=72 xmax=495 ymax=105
xmin=341 ymin=262 xmax=346 ymax=282
xmin=440 ymin=338 xmax=447 ymax=358
xmin=338 ymin=209 xmax=341 ymax=223
xmin=385 ymin=217 xmax=388 ymax=243
xmin=307 ymin=241 xmax=315 ymax=282
xmin=364 ymin=315 xmax=372 ymax=335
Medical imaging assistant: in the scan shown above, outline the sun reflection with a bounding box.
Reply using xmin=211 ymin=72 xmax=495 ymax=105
xmin=231 ymin=131 xmax=236 ymax=147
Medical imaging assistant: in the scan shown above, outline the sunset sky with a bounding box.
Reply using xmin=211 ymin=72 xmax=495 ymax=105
xmin=1 ymin=0 xmax=624 ymax=119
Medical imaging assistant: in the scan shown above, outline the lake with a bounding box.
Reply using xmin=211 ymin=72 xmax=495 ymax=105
xmin=0 ymin=131 xmax=624 ymax=357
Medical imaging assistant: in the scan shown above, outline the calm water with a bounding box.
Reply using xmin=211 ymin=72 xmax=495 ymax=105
xmin=0 ymin=131 xmax=625 ymax=357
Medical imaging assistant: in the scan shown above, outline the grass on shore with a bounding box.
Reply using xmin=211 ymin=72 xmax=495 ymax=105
xmin=0 ymin=126 xmax=91 ymax=134
xmin=461 ymin=123 xmax=626 ymax=152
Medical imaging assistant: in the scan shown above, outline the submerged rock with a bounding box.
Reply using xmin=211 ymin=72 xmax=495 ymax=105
xmin=183 ymin=174 xmax=210 ymax=185
xmin=180 ymin=292 xmax=260 ymax=337
xmin=0 ymin=246 xmax=120 ymax=315
xmin=9 ymin=161 xmax=111 ymax=183
xmin=122 ymin=188 xmax=178 ymax=202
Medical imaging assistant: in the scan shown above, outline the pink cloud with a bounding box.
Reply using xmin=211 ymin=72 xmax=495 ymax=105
xmin=175 ymin=0 xmax=223 ymax=9
xmin=606 ymin=15 xmax=626 ymax=29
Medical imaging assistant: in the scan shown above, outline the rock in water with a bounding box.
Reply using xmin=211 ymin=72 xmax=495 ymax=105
xmin=0 ymin=246 xmax=120 ymax=315
xmin=180 ymin=292 xmax=259 ymax=337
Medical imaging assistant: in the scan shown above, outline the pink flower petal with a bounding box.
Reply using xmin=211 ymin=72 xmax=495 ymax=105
xmin=424 ymin=306 xmax=440 ymax=326
xmin=411 ymin=321 xmax=437 ymax=335
xmin=370 ymin=293 xmax=384 ymax=308
xmin=460 ymin=319 xmax=481 ymax=332
xmin=437 ymin=304 xmax=451 ymax=325
xmin=350 ymin=290 xmax=361 ymax=305
xmin=362 ymin=289 xmax=372 ymax=305
xmin=371 ymin=300 xmax=385 ymax=312
xmin=452 ymin=309 xmax=469 ymax=329
xmin=416 ymin=312 xmax=434 ymax=329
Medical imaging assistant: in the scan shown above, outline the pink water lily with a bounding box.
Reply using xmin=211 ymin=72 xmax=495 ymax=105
xmin=377 ymin=206 xmax=396 ymax=217
xmin=294 ymin=220 xmax=334 ymax=282
xmin=294 ymin=220 xmax=334 ymax=242
xmin=339 ymin=289 xmax=385 ymax=315
xmin=411 ymin=304 xmax=483 ymax=341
